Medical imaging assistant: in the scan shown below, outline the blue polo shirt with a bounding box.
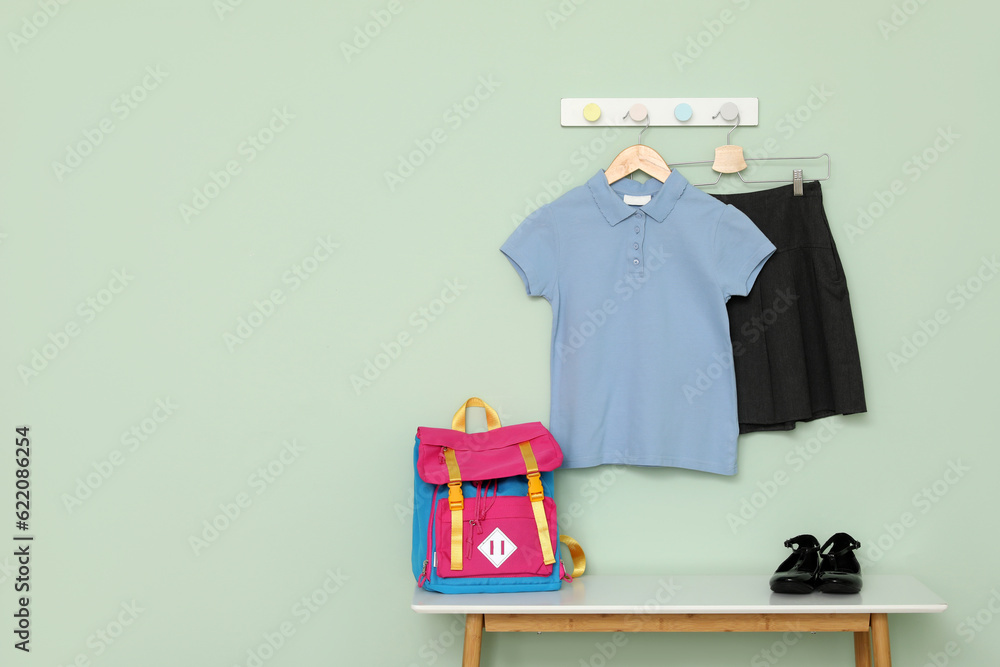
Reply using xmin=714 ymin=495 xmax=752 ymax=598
xmin=501 ymin=170 xmax=775 ymax=474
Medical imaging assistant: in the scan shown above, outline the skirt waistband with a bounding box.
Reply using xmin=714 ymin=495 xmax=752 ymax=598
xmin=708 ymin=179 xmax=823 ymax=204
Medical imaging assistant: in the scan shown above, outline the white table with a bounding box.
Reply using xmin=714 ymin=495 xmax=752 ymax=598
xmin=411 ymin=574 xmax=946 ymax=667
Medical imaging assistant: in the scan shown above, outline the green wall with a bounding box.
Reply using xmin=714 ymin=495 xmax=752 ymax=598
xmin=3 ymin=1 xmax=998 ymax=665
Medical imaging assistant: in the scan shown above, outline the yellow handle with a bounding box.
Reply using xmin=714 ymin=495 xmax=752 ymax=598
xmin=559 ymin=535 xmax=586 ymax=578
xmin=451 ymin=397 xmax=502 ymax=432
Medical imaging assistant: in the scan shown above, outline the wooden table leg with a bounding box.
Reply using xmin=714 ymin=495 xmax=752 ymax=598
xmin=871 ymin=613 xmax=891 ymax=667
xmin=854 ymin=627 xmax=872 ymax=667
xmin=462 ymin=613 xmax=484 ymax=667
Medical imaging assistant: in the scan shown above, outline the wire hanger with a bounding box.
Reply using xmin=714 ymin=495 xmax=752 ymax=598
xmin=671 ymin=103 xmax=831 ymax=195
xmin=605 ymin=105 xmax=671 ymax=184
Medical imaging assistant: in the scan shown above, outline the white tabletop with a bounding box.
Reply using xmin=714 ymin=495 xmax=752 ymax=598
xmin=412 ymin=574 xmax=947 ymax=615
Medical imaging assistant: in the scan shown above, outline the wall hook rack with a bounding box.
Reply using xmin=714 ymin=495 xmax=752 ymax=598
xmin=561 ymin=98 xmax=759 ymax=127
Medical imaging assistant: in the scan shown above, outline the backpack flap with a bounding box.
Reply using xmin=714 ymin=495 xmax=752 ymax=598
xmin=415 ymin=422 xmax=563 ymax=484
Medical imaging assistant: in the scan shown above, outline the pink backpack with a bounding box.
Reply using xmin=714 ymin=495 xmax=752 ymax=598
xmin=411 ymin=398 xmax=584 ymax=593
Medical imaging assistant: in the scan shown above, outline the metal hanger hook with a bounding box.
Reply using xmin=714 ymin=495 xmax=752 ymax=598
xmin=713 ymin=103 xmax=741 ymax=145
xmin=638 ymin=115 xmax=650 ymax=145
xmin=621 ymin=110 xmax=651 ymax=145
xmin=712 ymin=109 xmax=741 ymax=146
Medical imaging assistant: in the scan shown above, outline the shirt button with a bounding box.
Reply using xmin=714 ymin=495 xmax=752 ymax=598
xmin=637 ymin=211 xmax=645 ymax=218
xmin=633 ymin=243 xmax=639 ymax=249
xmin=634 ymin=226 xmax=640 ymax=233
xmin=633 ymin=259 xmax=639 ymax=265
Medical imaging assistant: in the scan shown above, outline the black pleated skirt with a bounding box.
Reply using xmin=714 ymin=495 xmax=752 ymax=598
xmin=711 ymin=181 xmax=867 ymax=433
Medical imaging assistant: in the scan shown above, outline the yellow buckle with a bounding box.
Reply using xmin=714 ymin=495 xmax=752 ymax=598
xmin=526 ymin=472 xmax=544 ymax=501
xmin=448 ymin=482 xmax=464 ymax=511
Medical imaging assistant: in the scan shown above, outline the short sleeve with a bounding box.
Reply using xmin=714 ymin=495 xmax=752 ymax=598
xmin=500 ymin=207 xmax=559 ymax=300
xmin=713 ymin=204 xmax=776 ymax=300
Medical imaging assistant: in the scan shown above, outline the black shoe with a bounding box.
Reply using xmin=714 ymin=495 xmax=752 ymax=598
xmin=816 ymin=533 xmax=863 ymax=594
xmin=769 ymin=534 xmax=821 ymax=594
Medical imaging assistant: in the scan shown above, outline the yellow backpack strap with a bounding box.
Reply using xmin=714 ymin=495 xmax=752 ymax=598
xmin=518 ymin=442 xmax=555 ymax=565
xmin=442 ymin=448 xmax=464 ymax=570
xmin=559 ymin=534 xmax=586 ymax=578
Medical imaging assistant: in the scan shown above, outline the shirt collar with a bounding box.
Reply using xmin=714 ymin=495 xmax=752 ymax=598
xmin=586 ymin=169 xmax=688 ymax=226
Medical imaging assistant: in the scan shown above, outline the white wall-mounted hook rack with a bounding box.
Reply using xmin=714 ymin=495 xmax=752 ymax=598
xmin=561 ymin=98 xmax=759 ymax=127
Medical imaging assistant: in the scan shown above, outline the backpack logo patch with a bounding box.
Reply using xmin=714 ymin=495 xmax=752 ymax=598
xmin=478 ymin=528 xmax=517 ymax=567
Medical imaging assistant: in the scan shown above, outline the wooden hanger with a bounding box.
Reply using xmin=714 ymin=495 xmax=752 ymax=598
xmin=606 ymin=145 xmax=671 ymax=184
xmin=605 ymin=113 xmax=671 ymax=184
